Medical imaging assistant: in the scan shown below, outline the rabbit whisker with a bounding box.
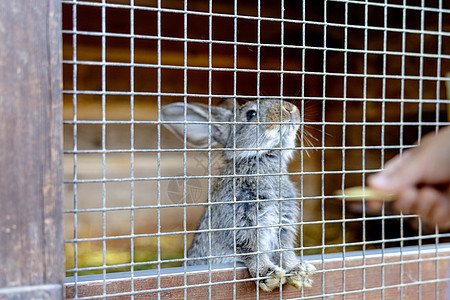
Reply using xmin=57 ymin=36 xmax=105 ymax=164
xmin=304 ymin=130 xmax=319 ymax=142
xmin=304 ymin=148 xmax=311 ymax=158
xmin=304 ymin=124 xmax=332 ymax=138
xmin=296 ymin=133 xmax=316 ymax=158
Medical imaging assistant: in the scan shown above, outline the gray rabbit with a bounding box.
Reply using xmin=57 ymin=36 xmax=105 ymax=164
xmin=161 ymin=99 xmax=315 ymax=291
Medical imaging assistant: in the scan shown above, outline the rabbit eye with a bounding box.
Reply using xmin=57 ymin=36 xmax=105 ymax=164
xmin=246 ymin=110 xmax=257 ymax=121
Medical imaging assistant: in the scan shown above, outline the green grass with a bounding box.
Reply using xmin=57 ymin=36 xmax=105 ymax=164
xmin=65 ymin=235 xmax=187 ymax=277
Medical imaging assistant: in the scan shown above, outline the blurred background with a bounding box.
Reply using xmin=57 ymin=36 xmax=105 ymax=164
xmin=62 ymin=0 xmax=450 ymax=275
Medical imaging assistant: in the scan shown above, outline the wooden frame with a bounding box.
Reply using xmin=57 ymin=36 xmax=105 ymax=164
xmin=0 ymin=1 xmax=63 ymax=299
xmin=66 ymin=244 xmax=450 ymax=299
xmin=0 ymin=1 xmax=448 ymax=299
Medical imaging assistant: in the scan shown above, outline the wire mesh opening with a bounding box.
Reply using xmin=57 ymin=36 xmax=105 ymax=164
xmin=63 ymin=0 xmax=450 ymax=298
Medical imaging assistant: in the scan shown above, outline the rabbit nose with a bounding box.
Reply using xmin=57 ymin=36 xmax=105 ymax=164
xmin=282 ymin=103 xmax=292 ymax=113
xmin=282 ymin=103 xmax=300 ymax=122
xmin=266 ymin=102 xmax=300 ymax=130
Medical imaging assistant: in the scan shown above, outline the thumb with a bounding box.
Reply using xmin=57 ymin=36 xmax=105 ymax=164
xmin=368 ymin=151 xmax=421 ymax=193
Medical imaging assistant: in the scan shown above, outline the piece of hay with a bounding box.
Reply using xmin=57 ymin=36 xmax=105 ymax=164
xmin=337 ymin=186 xmax=396 ymax=201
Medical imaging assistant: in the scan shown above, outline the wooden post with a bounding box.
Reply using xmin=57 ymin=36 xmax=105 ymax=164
xmin=0 ymin=1 xmax=63 ymax=299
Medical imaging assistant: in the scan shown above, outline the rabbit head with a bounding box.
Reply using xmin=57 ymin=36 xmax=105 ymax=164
xmin=161 ymin=100 xmax=301 ymax=162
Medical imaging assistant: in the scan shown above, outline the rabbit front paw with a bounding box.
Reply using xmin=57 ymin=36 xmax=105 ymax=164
xmin=258 ymin=265 xmax=286 ymax=292
xmin=285 ymin=262 xmax=316 ymax=289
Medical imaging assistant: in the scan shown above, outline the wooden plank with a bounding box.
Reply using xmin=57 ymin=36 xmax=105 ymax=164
xmin=66 ymin=245 xmax=450 ymax=299
xmin=0 ymin=0 xmax=63 ymax=298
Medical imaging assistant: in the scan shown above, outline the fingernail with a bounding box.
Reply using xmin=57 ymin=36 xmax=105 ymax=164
xmin=369 ymin=173 xmax=392 ymax=190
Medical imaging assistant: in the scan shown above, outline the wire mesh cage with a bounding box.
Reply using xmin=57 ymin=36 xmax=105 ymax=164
xmin=62 ymin=0 xmax=450 ymax=298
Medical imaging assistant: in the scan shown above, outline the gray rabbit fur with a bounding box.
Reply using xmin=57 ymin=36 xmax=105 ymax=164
xmin=161 ymin=99 xmax=315 ymax=291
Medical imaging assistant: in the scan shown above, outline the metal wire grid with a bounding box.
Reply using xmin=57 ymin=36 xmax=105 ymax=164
xmin=63 ymin=0 xmax=450 ymax=299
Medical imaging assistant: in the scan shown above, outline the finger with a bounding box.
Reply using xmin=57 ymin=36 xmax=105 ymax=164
xmin=383 ymin=152 xmax=410 ymax=172
xmin=414 ymin=187 xmax=441 ymax=222
xmin=365 ymin=199 xmax=384 ymax=213
xmin=371 ymin=127 xmax=450 ymax=194
xmin=430 ymin=204 xmax=450 ymax=230
xmin=427 ymin=187 xmax=450 ymax=230
xmin=393 ymin=187 xmax=418 ymax=215
xmin=368 ymin=151 xmax=419 ymax=193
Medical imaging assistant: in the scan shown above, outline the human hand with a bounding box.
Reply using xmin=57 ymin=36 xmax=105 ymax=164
xmin=368 ymin=126 xmax=450 ymax=230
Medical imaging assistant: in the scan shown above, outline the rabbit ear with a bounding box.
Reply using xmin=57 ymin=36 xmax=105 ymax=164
xmin=217 ymin=98 xmax=240 ymax=111
xmin=161 ymin=102 xmax=233 ymax=148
